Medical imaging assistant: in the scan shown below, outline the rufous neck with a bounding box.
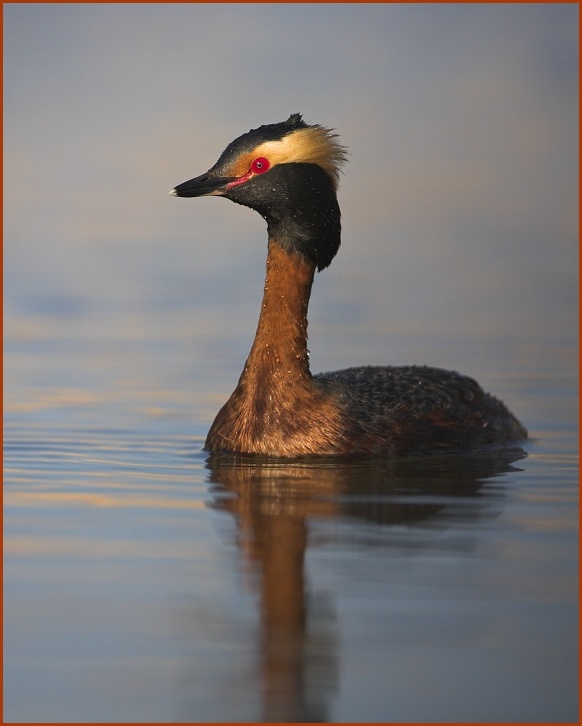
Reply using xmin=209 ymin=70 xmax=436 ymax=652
xmin=244 ymin=240 xmax=316 ymax=378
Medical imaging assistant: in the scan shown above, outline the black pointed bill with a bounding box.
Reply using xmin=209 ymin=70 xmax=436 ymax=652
xmin=169 ymin=171 xmax=235 ymax=198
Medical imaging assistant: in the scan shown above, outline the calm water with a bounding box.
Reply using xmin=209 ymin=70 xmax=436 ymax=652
xmin=4 ymin=267 xmax=578 ymax=723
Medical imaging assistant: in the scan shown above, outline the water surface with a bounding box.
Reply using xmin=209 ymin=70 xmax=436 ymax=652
xmin=4 ymin=292 xmax=578 ymax=723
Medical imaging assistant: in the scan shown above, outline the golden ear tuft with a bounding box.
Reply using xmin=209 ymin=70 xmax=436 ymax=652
xmin=253 ymin=124 xmax=348 ymax=189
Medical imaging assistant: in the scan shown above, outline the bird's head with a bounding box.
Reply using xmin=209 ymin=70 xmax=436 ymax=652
xmin=171 ymin=114 xmax=348 ymax=270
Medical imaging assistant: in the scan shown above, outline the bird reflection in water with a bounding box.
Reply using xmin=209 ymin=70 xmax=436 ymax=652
xmin=206 ymin=448 xmax=526 ymax=722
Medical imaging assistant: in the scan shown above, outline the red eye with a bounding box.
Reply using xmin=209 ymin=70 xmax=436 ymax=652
xmin=251 ymin=157 xmax=271 ymax=174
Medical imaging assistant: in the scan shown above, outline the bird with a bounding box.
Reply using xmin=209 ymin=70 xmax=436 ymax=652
xmin=170 ymin=113 xmax=527 ymax=457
